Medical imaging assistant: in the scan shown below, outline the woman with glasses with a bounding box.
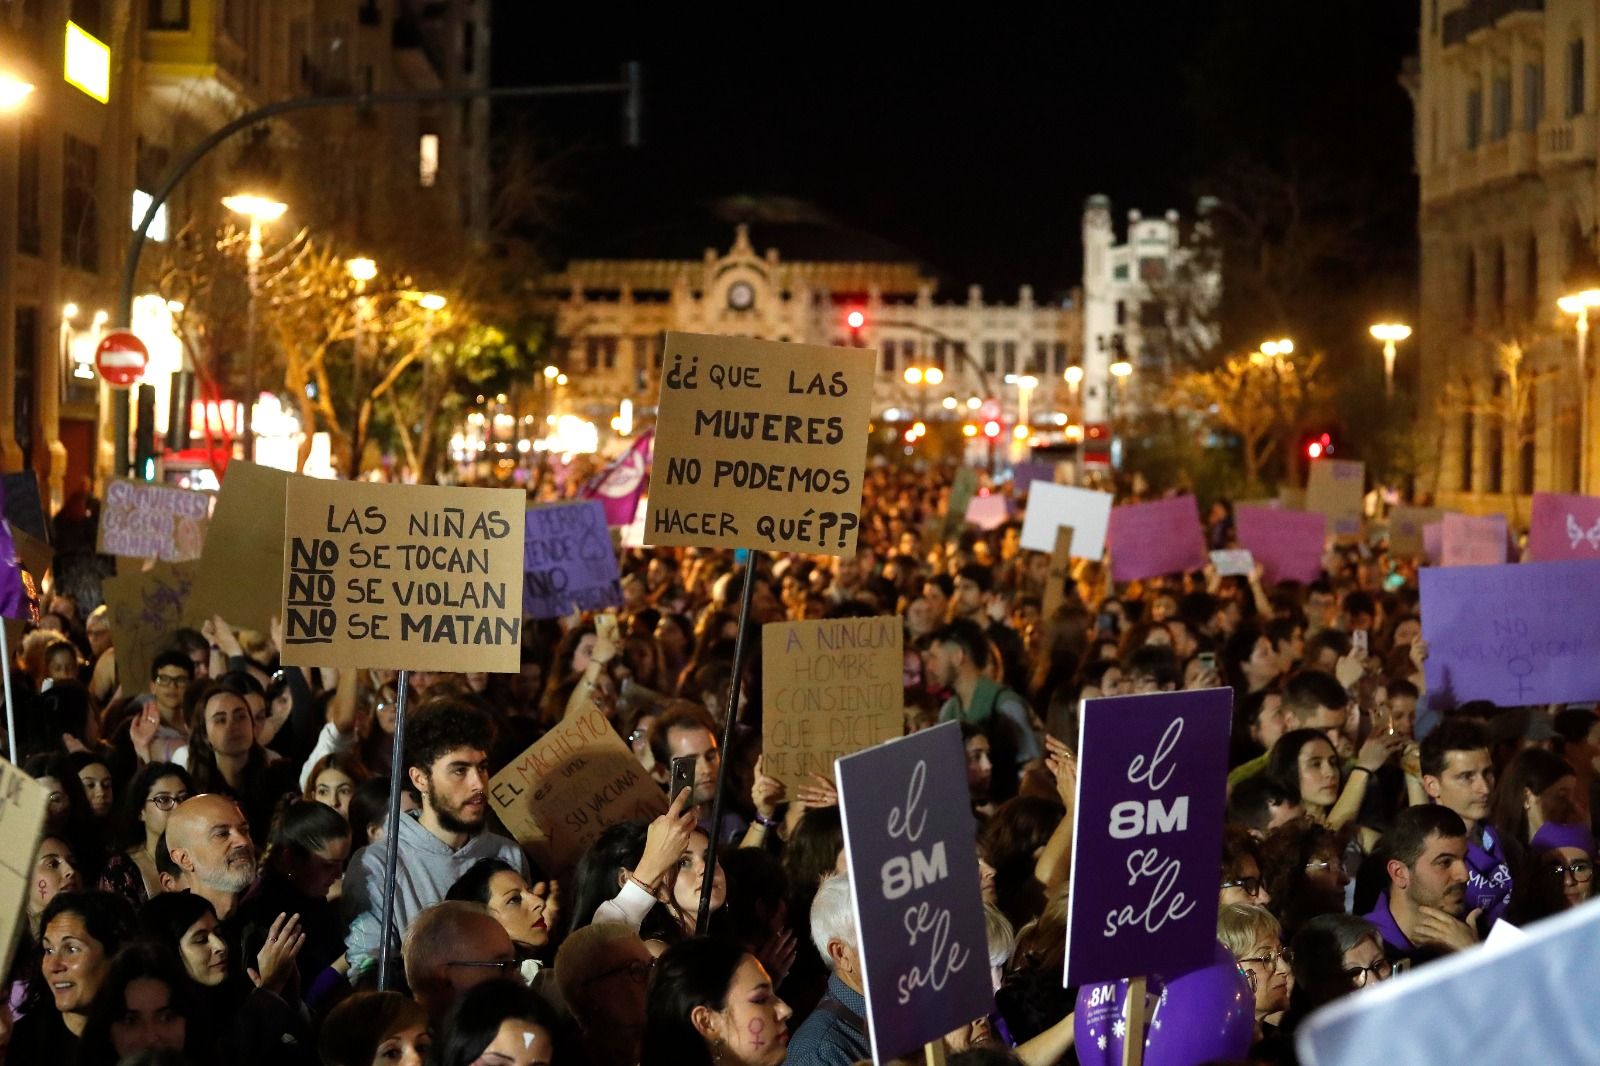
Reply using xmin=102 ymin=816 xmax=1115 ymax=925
xmin=1276 ymin=913 xmax=1392 ymax=1043
xmin=97 ymin=762 xmax=193 ymax=907
xmin=1510 ymin=821 xmax=1596 ymax=922
xmin=1258 ymin=820 xmax=1350 ymax=941
xmin=1218 ymin=903 xmax=1293 ymax=1045
xmin=1219 ymin=825 xmax=1273 ymax=908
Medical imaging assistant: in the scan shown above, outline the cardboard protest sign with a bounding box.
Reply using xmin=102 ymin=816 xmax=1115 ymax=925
xmin=964 ymin=493 xmax=1009 ymax=531
xmin=1235 ymin=505 xmax=1325 ymax=584
xmin=836 ymin=723 xmax=992 ymax=1062
xmin=1419 ymin=560 xmax=1600 ymax=705
xmin=1528 ymin=492 xmax=1600 ymax=561
xmin=0 ymin=759 xmax=49 ymax=976
xmin=1064 ymin=687 xmax=1232 ymax=987
xmin=0 ymin=472 xmax=48 ymax=543
xmin=190 ymin=461 xmax=290 ymax=634
xmin=522 ymin=501 xmax=622 ymax=620
xmin=280 ymin=479 xmax=525 ymax=673
xmin=1441 ymin=512 xmax=1508 ymax=566
xmin=941 ymin=467 xmax=979 ymax=539
xmin=97 ymin=479 xmax=212 ymax=562
xmin=1209 ymin=549 xmax=1255 ymax=578
xmin=101 ymin=562 xmax=196 ymax=692
xmin=487 ymin=705 xmax=666 ymax=873
xmin=1107 ymin=495 xmax=1207 ymax=582
xmin=1305 ymin=459 xmax=1364 ymax=538
xmin=1388 ymin=505 xmax=1447 ymax=557
xmin=1041 ymin=526 xmax=1076 ymax=621
xmin=1019 ymin=482 xmax=1113 ymax=558
xmin=1296 ymin=894 xmax=1600 ymax=1066
xmin=645 ymin=332 xmax=874 ymax=556
xmin=1278 ymin=487 xmax=1307 ymax=511
xmin=762 ymin=616 xmax=903 ymax=790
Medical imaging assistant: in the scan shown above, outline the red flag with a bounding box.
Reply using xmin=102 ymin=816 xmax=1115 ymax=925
xmin=581 ymin=430 xmax=653 ymax=527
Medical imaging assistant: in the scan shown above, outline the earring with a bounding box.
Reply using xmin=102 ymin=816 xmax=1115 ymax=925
xmin=710 ymin=1038 xmax=726 ymax=1065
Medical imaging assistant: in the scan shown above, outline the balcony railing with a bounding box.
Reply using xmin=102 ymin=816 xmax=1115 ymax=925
xmin=1442 ymin=0 xmax=1544 ymax=48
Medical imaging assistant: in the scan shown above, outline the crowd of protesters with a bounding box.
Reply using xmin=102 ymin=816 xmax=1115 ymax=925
xmin=1 ymin=458 xmax=1595 ymax=1066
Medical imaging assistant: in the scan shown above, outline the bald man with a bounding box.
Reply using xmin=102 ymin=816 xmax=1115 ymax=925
xmin=166 ymin=794 xmax=257 ymax=920
xmin=403 ymin=901 xmax=517 ymax=1024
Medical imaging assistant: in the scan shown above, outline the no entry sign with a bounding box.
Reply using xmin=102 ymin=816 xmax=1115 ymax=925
xmin=94 ymin=331 xmax=148 ymax=388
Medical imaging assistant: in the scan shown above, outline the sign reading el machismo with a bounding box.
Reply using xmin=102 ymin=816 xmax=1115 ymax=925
xmin=279 ymin=478 xmax=526 ymax=673
xmin=645 ymin=332 xmax=874 ymax=556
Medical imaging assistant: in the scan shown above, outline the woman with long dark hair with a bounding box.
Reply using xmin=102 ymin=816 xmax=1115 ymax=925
xmin=641 ymin=938 xmax=790 ymax=1066
xmin=317 ymin=990 xmax=430 ymax=1066
xmin=435 ymin=979 xmax=565 ymax=1066
xmin=447 ymin=857 xmax=560 ymax=962
xmin=97 ymin=762 xmax=192 ymax=907
xmin=236 ymin=799 xmax=350 ymax=984
xmin=76 ymin=944 xmax=196 ymax=1065
xmin=10 ymin=891 xmax=137 ymax=1058
xmin=179 ymin=681 xmax=299 ymax=841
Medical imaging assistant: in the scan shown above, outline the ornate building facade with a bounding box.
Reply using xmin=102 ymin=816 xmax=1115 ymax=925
xmin=537 ymin=214 xmax=1082 ymax=432
xmin=1414 ymin=0 xmax=1598 ymax=508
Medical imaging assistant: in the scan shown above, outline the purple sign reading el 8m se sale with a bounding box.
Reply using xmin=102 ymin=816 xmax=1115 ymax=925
xmin=1064 ymin=688 xmax=1233 ymax=988
xmin=836 ymin=721 xmax=993 ymax=1063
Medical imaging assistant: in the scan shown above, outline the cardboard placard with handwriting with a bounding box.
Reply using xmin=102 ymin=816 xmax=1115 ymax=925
xmin=646 ymin=332 xmax=874 ymax=556
xmin=1305 ymin=459 xmax=1365 ymax=539
xmin=190 ymin=461 xmax=290 ymax=634
xmin=0 ymin=759 xmax=49 ymax=976
xmin=97 ymin=479 xmax=213 ymax=562
xmin=102 ymin=562 xmax=197 ymax=695
xmin=487 ymin=705 xmax=668 ymax=873
xmin=763 ymin=616 xmax=904 ymax=790
xmin=1389 ymin=505 xmax=1448 ymax=558
xmin=280 ymin=479 xmax=525 ymax=673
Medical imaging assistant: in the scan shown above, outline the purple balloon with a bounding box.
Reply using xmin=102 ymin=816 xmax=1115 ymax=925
xmin=1145 ymin=942 xmax=1256 ymax=1066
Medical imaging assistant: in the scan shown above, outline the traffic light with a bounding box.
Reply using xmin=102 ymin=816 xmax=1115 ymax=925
xmin=1304 ymin=431 xmax=1335 ymax=460
xmin=845 ymin=309 xmax=865 ymax=330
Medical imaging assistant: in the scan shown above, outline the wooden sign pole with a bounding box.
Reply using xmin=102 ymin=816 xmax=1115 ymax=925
xmin=695 ymin=554 xmax=760 ymax=934
xmin=375 ymin=669 xmax=412 ymax=990
xmin=1121 ymin=976 xmax=1147 ymax=1066
xmin=924 ymin=1037 xmax=948 ymax=1066
xmin=1 ymin=623 xmax=14 ymax=763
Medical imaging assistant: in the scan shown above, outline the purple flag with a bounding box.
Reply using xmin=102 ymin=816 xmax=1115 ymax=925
xmin=1107 ymin=495 xmax=1208 ymax=582
xmin=1420 ymin=560 xmax=1600 ymax=705
xmin=1441 ymin=513 xmax=1507 ymax=566
xmin=836 ymin=723 xmax=994 ymax=1062
xmin=1235 ymin=505 xmax=1325 ymax=585
xmin=523 ymin=501 xmax=622 ymax=620
xmin=1528 ymin=492 xmax=1600 ymax=561
xmin=1064 ymin=688 xmax=1233 ymax=987
xmin=0 ymin=520 xmax=38 ymax=622
xmin=580 ymin=430 xmax=653 ymax=527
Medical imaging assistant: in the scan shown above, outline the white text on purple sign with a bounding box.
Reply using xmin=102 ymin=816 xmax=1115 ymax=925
xmin=1102 ymin=717 xmax=1196 ymax=938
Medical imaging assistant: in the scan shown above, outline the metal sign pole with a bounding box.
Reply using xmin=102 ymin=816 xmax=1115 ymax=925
xmin=375 ymin=669 xmax=411 ymax=989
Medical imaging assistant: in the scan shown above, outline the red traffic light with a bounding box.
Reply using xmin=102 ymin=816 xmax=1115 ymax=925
xmin=846 ymin=309 xmax=866 ymax=330
xmin=1307 ymin=441 xmax=1324 ymax=459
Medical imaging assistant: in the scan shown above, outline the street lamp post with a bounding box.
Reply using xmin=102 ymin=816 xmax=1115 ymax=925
xmin=345 ymin=256 xmax=378 ymax=477
xmin=0 ymin=72 xmax=33 ymax=111
xmin=903 ymin=365 xmax=943 ymax=423
xmin=1558 ymin=289 xmax=1600 ymax=493
xmin=221 ymin=194 xmax=287 ymax=462
xmin=1369 ymin=323 xmax=1411 ymax=402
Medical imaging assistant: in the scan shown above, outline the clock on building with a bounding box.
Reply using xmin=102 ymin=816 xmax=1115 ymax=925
xmin=727 ymin=281 xmax=755 ymax=310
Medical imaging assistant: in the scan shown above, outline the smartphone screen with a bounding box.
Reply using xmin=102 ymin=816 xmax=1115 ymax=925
xmin=1352 ymin=630 xmax=1369 ymax=657
xmin=669 ymin=756 xmax=696 ymax=804
xmin=1197 ymin=652 xmax=1216 ymax=671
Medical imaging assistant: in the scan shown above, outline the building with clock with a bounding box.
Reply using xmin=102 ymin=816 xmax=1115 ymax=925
xmin=535 ymin=198 xmax=1083 ymax=431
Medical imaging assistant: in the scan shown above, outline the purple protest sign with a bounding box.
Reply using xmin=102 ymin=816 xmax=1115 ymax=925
xmin=1441 ymin=513 xmax=1508 ymax=566
xmin=1107 ymin=495 xmax=1208 ymax=582
xmin=1420 ymin=560 xmax=1600 ymax=705
xmin=522 ymin=501 xmax=622 ymax=619
xmin=836 ymin=722 xmax=993 ymax=1062
xmin=1064 ymin=688 xmax=1233 ymax=988
xmin=1423 ymin=521 xmax=1443 ymax=561
xmin=1528 ymin=492 xmax=1600 ymax=561
xmin=1235 ymin=505 xmax=1325 ymax=584
xmin=0 ymin=520 xmax=37 ymax=622
xmin=1012 ymin=461 xmax=1055 ymax=495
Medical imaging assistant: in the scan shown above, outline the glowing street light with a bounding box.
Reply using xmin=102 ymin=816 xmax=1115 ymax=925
xmin=0 ymin=73 xmax=34 ymax=111
xmin=1559 ymin=289 xmax=1600 ymax=492
xmin=1108 ymin=360 xmax=1133 ymax=379
xmin=1368 ymin=322 xmax=1412 ymax=401
xmin=223 ymin=191 xmax=288 ymax=462
xmin=904 ymin=367 xmax=923 ymax=385
xmin=346 ymin=257 xmax=378 ymax=283
xmin=543 ymin=365 xmax=560 ymax=380
xmin=412 ymin=292 xmax=447 ymax=312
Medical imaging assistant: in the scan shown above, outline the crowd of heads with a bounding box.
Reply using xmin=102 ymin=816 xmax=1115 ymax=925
xmin=2 ymin=462 xmax=1595 ymax=1065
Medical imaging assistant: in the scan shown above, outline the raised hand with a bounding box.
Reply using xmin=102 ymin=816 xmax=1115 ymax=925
xmin=632 ymin=786 xmax=697 ymax=892
xmin=249 ymin=912 xmax=306 ymax=993
xmin=750 ymin=756 xmax=786 ymax=820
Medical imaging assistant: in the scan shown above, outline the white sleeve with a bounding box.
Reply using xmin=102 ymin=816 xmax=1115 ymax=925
xmin=299 ymin=721 xmax=354 ymax=791
xmin=592 ymin=879 xmax=656 ymax=932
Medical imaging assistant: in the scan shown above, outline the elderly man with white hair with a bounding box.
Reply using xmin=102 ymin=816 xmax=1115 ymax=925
xmin=786 ymin=873 xmax=870 ymax=1066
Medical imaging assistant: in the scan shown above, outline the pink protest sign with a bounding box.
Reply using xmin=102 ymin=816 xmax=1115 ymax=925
xmin=1423 ymin=521 xmax=1443 ymax=561
xmin=965 ymin=493 xmax=1010 ymax=531
xmin=1107 ymin=495 xmax=1208 ymax=582
xmin=1441 ymin=513 xmax=1508 ymax=566
xmin=1235 ymin=505 xmax=1325 ymax=584
xmin=1528 ymin=492 xmax=1600 ymax=561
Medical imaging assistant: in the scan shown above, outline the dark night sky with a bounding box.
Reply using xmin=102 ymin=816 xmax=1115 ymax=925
xmin=488 ymin=6 xmax=1420 ymax=302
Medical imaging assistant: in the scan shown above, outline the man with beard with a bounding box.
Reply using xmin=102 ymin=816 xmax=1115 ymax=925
xmin=166 ymin=793 xmax=258 ymax=919
xmin=1365 ymin=804 xmax=1479 ymax=967
xmin=344 ymin=699 xmax=526 ymax=977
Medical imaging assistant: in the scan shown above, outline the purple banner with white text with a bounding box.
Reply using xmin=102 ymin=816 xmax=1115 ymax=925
xmin=1064 ymin=688 xmax=1233 ymax=987
xmin=836 ymin=722 xmax=993 ymax=1062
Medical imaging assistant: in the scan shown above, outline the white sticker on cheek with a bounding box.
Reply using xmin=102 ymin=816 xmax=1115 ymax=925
xmin=522 ymin=1029 xmax=535 ymax=1049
